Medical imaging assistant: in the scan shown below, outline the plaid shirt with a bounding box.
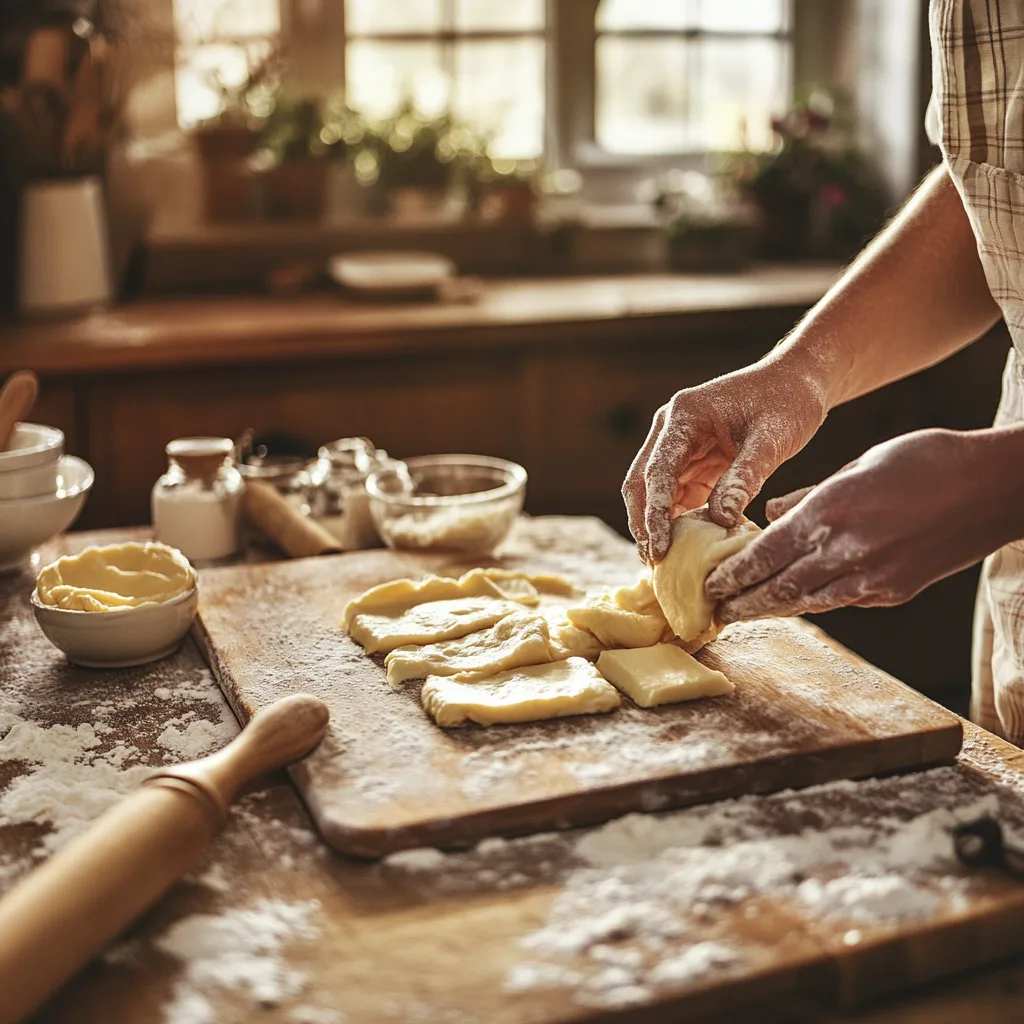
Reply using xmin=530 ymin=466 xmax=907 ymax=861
xmin=930 ymin=0 xmax=1024 ymax=742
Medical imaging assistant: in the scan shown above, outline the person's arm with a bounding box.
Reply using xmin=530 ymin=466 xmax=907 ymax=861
xmin=771 ymin=164 xmax=1000 ymax=408
xmin=623 ymin=165 xmax=1001 ymax=563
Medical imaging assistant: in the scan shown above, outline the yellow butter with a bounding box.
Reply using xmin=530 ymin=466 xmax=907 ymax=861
xmin=596 ymin=644 xmax=734 ymax=708
xmin=35 ymin=542 xmax=197 ymax=612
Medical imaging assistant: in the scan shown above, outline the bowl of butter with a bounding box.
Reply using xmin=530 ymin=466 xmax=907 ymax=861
xmin=31 ymin=541 xmax=198 ymax=668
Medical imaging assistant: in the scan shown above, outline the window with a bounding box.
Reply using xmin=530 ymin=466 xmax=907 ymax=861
xmin=595 ymin=0 xmax=792 ymax=154
xmin=170 ymin=0 xmax=797 ymax=163
xmin=344 ymin=0 xmax=546 ymax=159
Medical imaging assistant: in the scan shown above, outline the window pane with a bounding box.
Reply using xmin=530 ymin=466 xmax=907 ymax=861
xmin=692 ymin=38 xmax=789 ymax=150
xmin=695 ymin=0 xmax=789 ymax=34
xmin=597 ymin=0 xmax=690 ymax=31
xmin=173 ymin=0 xmax=279 ymax=44
xmin=454 ymin=0 xmax=545 ymax=31
xmin=345 ymin=41 xmax=446 ymax=118
xmin=346 ymin=0 xmax=443 ymax=35
xmin=596 ymin=38 xmax=691 ymax=153
xmin=175 ymin=39 xmax=274 ymax=127
xmin=452 ymin=40 xmax=544 ymax=158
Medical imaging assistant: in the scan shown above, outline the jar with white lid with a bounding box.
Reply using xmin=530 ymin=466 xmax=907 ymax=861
xmin=151 ymin=437 xmax=244 ymax=561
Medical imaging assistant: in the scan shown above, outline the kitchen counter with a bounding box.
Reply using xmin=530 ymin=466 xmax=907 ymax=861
xmin=4 ymin=520 xmax=1024 ymax=1024
xmin=0 ymin=266 xmax=839 ymax=375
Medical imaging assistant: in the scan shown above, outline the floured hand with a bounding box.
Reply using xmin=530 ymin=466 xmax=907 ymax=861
xmin=706 ymin=427 xmax=1024 ymax=623
xmin=621 ymin=360 xmax=828 ymax=564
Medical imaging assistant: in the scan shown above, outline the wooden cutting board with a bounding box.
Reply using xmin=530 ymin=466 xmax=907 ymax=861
xmin=194 ymin=518 xmax=963 ymax=858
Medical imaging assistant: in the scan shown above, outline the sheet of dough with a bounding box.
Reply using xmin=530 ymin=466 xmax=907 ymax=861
xmin=384 ymin=611 xmax=553 ymax=686
xmin=349 ymin=597 xmax=520 ymax=654
xmin=384 ymin=606 xmax=605 ymax=685
xmin=652 ymin=508 xmax=760 ymax=643
xmin=566 ymin=576 xmax=670 ymax=648
xmin=342 ymin=567 xmax=576 ymax=628
xmin=421 ymin=657 xmax=621 ymax=728
xmin=597 ymin=644 xmax=734 ymax=708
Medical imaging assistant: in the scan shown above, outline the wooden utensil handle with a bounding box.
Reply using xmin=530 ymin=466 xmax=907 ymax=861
xmin=0 ymin=693 xmax=329 ymax=1024
xmin=0 ymin=371 xmax=39 ymax=452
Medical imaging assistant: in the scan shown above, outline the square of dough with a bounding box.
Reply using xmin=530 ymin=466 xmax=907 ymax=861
xmin=349 ymin=597 xmax=520 ymax=654
xmin=421 ymin=657 xmax=621 ymax=728
xmin=596 ymin=644 xmax=734 ymax=708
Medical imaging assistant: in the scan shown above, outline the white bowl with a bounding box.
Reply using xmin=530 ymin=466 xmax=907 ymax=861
xmin=0 ymin=455 xmax=93 ymax=572
xmin=31 ymin=587 xmax=198 ymax=668
xmin=0 ymin=422 xmax=64 ymax=472
xmin=328 ymin=251 xmax=455 ymax=296
xmin=0 ymin=456 xmax=64 ymax=499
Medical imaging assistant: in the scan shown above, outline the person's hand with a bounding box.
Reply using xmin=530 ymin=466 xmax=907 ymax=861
xmin=622 ymin=360 xmax=829 ymax=564
xmin=705 ymin=427 xmax=1024 ymax=623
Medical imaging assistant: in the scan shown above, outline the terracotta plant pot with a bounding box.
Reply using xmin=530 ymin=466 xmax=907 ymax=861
xmin=192 ymin=125 xmax=261 ymax=223
xmin=264 ymin=159 xmax=330 ymax=220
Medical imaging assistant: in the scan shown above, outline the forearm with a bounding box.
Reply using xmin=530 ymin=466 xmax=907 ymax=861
xmin=767 ymin=165 xmax=1000 ymax=410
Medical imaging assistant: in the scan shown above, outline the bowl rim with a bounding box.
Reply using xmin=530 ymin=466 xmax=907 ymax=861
xmin=0 ymin=455 xmax=94 ymax=506
xmin=366 ymin=454 xmax=527 ymax=508
xmin=0 ymin=422 xmax=64 ymax=470
xmin=31 ymin=584 xmax=198 ymax=617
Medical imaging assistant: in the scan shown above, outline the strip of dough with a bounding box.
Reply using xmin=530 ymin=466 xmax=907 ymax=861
xmin=343 ymin=567 xmax=575 ymax=628
xmin=651 ymin=509 xmax=760 ymax=643
xmin=597 ymin=644 xmax=734 ymax=708
xmin=349 ymin=597 xmax=521 ymax=654
xmin=422 ymin=657 xmax=621 ymax=728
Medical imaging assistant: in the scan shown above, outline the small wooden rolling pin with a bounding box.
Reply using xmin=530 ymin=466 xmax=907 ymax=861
xmin=0 ymin=692 xmax=330 ymax=1024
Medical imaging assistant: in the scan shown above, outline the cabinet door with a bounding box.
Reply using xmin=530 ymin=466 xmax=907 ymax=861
xmin=84 ymin=351 xmax=529 ymax=527
xmin=528 ymin=335 xmax=769 ymax=533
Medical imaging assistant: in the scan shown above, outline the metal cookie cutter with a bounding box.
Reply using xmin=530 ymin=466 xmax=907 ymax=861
xmin=953 ymin=817 xmax=1024 ymax=878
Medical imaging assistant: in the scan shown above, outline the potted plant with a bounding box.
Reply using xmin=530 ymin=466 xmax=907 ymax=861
xmin=354 ymin=101 xmax=466 ymax=219
xmin=468 ymin=155 xmax=540 ymax=224
xmin=2 ymin=11 xmax=123 ymax=315
xmin=728 ymin=90 xmax=890 ymax=261
xmin=259 ymin=94 xmax=347 ymax=221
xmin=190 ymin=50 xmax=280 ymax=222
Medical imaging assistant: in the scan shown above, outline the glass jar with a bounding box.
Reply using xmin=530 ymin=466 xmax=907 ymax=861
xmin=310 ymin=437 xmax=400 ymax=549
xmin=151 ymin=437 xmax=244 ymax=562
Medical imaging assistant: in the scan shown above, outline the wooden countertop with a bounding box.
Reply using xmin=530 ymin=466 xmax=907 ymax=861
xmin=0 ymin=266 xmax=838 ymax=375
xmin=4 ymin=520 xmax=1024 ymax=1024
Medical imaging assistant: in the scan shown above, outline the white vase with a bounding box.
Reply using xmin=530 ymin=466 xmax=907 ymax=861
xmin=19 ymin=176 xmax=112 ymax=316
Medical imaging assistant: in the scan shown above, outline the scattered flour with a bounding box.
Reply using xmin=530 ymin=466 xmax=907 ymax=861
xmin=288 ymin=1008 xmax=345 ymax=1024
xmin=156 ymin=899 xmax=322 ymax=1024
xmin=384 ymin=847 xmax=448 ymax=871
xmin=156 ymin=711 xmax=238 ymax=761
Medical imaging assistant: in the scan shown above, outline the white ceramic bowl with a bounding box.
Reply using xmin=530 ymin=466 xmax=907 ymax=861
xmin=31 ymin=587 xmax=198 ymax=668
xmin=0 ymin=422 xmax=64 ymax=472
xmin=0 ymin=456 xmax=65 ymax=499
xmin=0 ymin=455 xmax=93 ymax=572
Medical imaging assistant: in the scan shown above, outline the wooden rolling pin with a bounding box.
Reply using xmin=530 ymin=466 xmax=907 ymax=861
xmin=0 ymin=371 xmax=39 ymax=451
xmin=0 ymin=692 xmax=330 ymax=1024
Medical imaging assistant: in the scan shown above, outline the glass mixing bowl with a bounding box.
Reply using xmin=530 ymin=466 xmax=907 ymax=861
xmin=366 ymin=454 xmax=527 ymax=555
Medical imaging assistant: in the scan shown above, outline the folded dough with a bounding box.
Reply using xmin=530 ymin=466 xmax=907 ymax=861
xmin=651 ymin=509 xmax=760 ymax=643
xmin=597 ymin=644 xmax=734 ymax=708
xmin=421 ymin=657 xmax=621 ymax=727
xmin=384 ymin=611 xmax=553 ymax=686
xmin=566 ymin=576 xmax=670 ymax=648
xmin=349 ymin=597 xmax=521 ymax=654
